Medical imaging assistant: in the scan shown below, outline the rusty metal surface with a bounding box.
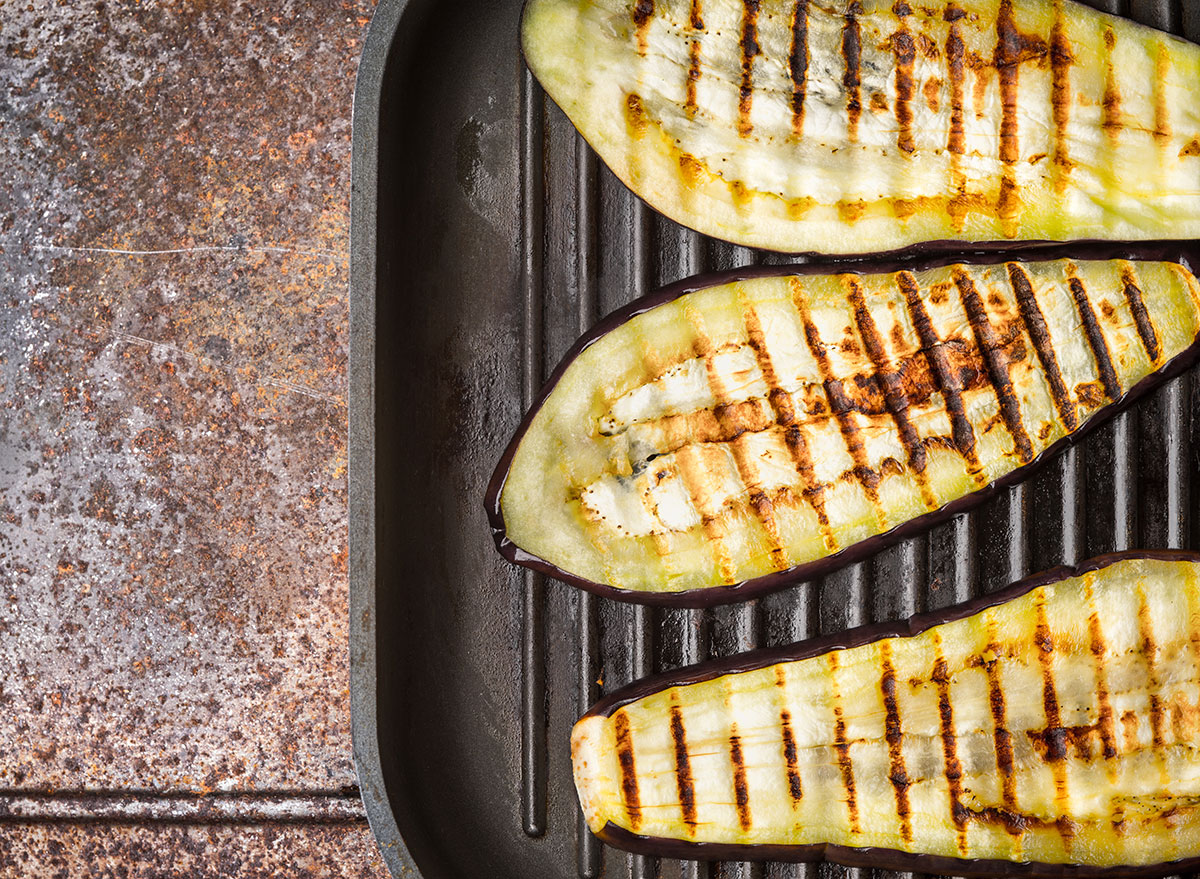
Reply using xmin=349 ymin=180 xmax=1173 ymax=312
xmin=0 ymin=0 xmax=389 ymax=873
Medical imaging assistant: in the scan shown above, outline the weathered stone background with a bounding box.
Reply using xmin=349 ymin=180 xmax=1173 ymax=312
xmin=0 ymin=0 xmax=389 ymax=873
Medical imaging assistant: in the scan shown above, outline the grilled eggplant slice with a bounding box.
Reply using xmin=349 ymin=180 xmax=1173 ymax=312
xmin=572 ymin=552 xmax=1200 ymax=874
xmin=487 ymin=248 xmax=1200 ymax=604
xmin=521 ymin=0 xmax=1200 ymax=254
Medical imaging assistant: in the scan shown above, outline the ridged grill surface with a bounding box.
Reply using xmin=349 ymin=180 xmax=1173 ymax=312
xmin=514 ymin=2 xmax=1199 ymax=877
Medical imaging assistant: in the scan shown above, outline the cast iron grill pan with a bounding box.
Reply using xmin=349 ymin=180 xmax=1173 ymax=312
xmin=349 ymin=2 xmax=1200 ymax=878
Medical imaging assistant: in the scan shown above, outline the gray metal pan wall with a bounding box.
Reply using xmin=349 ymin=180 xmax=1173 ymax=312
xmin=349 ymin=1 xmax=1200 ymax=878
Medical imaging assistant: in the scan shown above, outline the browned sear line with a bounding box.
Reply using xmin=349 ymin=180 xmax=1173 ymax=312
xmin=983 ymin=624 xmax=1021 ymax=834
xmin=1007 ymin=263 xmax=1076 ymax=431
xmin=1033 ymin=597 xmax=1074 ymax=851
xmin=791 ymin=277 xmax=885 ymax=529
xmin=1154 ymin=42 xmax=1172 ymax=143
xmin=1084 ymin=582 xmax=1119 ymax=763
xmin=744 ymin=299 xmax=836 ymax=551
xmin=685 ymin=0 xmax=704 ymax=118
xmin=995 ymin=0 xmax=1047 ymax=231
xmin=790 ymin=0 xmax=809 ymax=135
xmin=669 ymin=699 xmax=697 ymax=830
xmin=738 ymin=0 xmax=762 ymax=137
xmin=932 ymin=644 xmax=969 ymax=855
xmin=953 ymin=268 xmax=1034 ymax=462
xmin=842 ymin=1 xmax=863 ymax=143
xmin=892 ymin=25 xmax=916 ymax=154
xmin=1137 ymin=588 xmax=1166 ymax=751
xmin=1049 ymin=1 xmax=1074 ymax=190
xmin=828 ymin=652 xmax=860 ymax=835
xmin=1102 ymin=27 xmax=1121 ymax=141
xmin=614 ymin=710 xmax=642 ymax=830
xmin=945 ymin=5 xmax=967 ymax=229
xmin=729 ymin=725 xmax=752 ymax=831
xmin=880 ymin=642 xmax=913 ymax=844
xmin=1067 ymin=274 xmax=1121 ymax=401
xmin=775 ymin=666 xmax=804 ymax=804
xmin=899 ymin=271 xmax=983 ymax=479
xmin=845 ymin=276 xmax=936 ymax=508
xmin=633 ymin=0 xmax=655 ymax=54
xmin=1120 ymin=266 xmax=1161 ymax=363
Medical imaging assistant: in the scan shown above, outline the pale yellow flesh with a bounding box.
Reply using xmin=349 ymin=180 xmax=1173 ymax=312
xmin=500 ymin=258 xmax=1200 ymax=594
xmin=522 ymin=0 xmax=1200 ymax=253
xmin=572 ymin=557 xmax=1200 ymax=866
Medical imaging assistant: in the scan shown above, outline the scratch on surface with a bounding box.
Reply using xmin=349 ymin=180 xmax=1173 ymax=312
xmin=2 ymin=241 xmax=345 ymax=260
xmin=106 ymin=329 xmax=346 ymax=408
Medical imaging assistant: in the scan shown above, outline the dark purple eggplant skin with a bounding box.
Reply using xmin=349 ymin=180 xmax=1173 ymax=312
xmin=582 ymin=549 xmax=1200 ymax=877
xmin=485 ymin=240 xmax=1200 ymax=607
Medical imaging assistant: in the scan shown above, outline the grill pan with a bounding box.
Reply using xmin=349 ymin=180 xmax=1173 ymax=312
xmin=350 ymin=2 xmax=1200 ymax=877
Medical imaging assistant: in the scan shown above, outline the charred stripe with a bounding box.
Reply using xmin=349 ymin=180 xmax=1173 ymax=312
xmin=828 ymin=651 xmax=860 ymax=835
xmin=729 ymin=725 xmax=752 ymax=832
xmin=932 ymin=639 xmax=968 ymax=855
xmin=995 ymin=0 xmax=1045 ymax=231
xmin=1119 ymin=265 xmax=1161 ymax=363
xmin=669 ymin=698 xmax=698 ymax=830
xmin=892 ymin=26 xmax=916 ymax=154
xmin=742 ymin=297 xmax=837 ymax=552
xmin=880 ymin=642 xmax=913 ymax=844
xmin=899 ymin=272 xmax=982 ymax=478
xmin=1049 ymin=1 xmax=1074 ymax=191
xmin=685 ymin=0 xmax=703 ymax=118
xmin=945 ymin=6 xmax=966 ymax=228
xmin=845 ymin=276 xmax=936 ymax=509
xmin=1007 ymin=263 xmax=1076 ymax=431
xmin=953 ymin=268 xmax=1034 ymax=462
xmin=1084 ymin=577 xmax=1119 ymax=763
xmin=842 ymin=1 xmax=863 ymax=142
xmin=1136 ymin=584 xmax=1165 ymax=751
xmin=1102 ymin=27 xmax=1121 ymax=139
xmin=791 ymin=277 xmax=886 ymax=530
xmin=614 ymin=710 xmax=642 ymax=830
xmin=775 ymin=666 xmax=804 ymax=804
xmin=790 ymin=0 xmax=809 ymax=135
xmin=633 ymin=0 xmax=654 ymax=54
xmin=1034 ymin=597 xmax=1074 ymax=849
xmin=983 ymin=618 xmax=1020 ymax=832
xmin=1067 ymin=275 xmax=1121 ymax=400
xmin=738 ymin=0 xmax=762 ymax=137
xmin=1154 ymin=41 xmax=1171 ymax=143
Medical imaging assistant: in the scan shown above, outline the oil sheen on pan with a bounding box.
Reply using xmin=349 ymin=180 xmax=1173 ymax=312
xmin=520 ymin=0 xmax=1200 ymax=255
xmin=486 ymin=248 xmax=1200 ymax=605
xmin=571 ymin=551 xmax=1200 ymax=877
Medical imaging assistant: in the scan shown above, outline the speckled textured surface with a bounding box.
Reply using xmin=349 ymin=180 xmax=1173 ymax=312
xmin=1 ymin=0 xmax=387 ymax=873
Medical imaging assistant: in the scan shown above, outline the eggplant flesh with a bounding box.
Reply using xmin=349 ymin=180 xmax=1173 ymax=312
xmin=572 ymin=553 xmax=1200 ymax=873
xmin=493 ymin=256 xmax=1200 ymax=601
xmin=521 ymin=0 xmax=1200 ymax=254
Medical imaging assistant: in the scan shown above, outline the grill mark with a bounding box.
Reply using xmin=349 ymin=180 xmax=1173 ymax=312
xmin=685 ymin=0 xmax=704 ymax=118
xmin=669 ymin=698 xmax=697 ymax=831
xmin=671 ymin=443 xmax=740 ymax=583
xmin=945 ymin=7 xmax=967 ymax=230
xmin=899 ymin=272 xmax=984 ymax=482
xmin=729 ymin=725 xmax=752 ymax=832
xmin=738 ymin=0 xmax=762 ymax=137
xmin=742 ymin=299 xmax=837 ymax=553
xmin=828 ymin=651 xmax=860 ymax=835
xmin=1007 ymin=263 xmax=1076 ymax=432
xmin=1119 ymin=265 xmax=1161 ymax=364
xmin=995 ymin=0 xmax=1044 ymax=235
xmin=845 ymin=277 xmax=937 ymax=509
xmin=790 ymin=277 xmax=886 ymax=531
xmin=1136 ymin=584 xmax=1165 ymax=752
xmin=892 ymin=26 xmax=917 ymax=154
xmin=1049 ymin=1 xmax=1074 ymax=193
xmin=789 ymin=0 xmax=809 ymax=136
xmin=1067 ymin=274 xmax=1121 ymax=401
xmin=953 ymin=268 xmax=1034 ymax=463
xmin=842 ymin=1 xmax=862 ymax=143
xmin=614 ymin=710 xmax=642 ymax=831
xmin=1083 ymin=577 xmax=1119 ymax=765
xmin=689 ymin=314 xmax=789 ymax=571
xmin=1034 ymin=596 xmax=1074 ymax=851
xmin=880 ymin=642 xmax=913 ymax=844
xmin=633 ymin=0 xmax=654 ymax=55
xmin=984 ymin=616 xmax=1020 ymax=834
xmin=1154 ymin=41 xmax=1171 ymax=144
xmin=776 ymin=667 xmax=804 ymax=805
xmin=1102 ymin=27 xmax=1120 ymax=143
xmin=932 ymin=637 xmax=968 ymax=855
